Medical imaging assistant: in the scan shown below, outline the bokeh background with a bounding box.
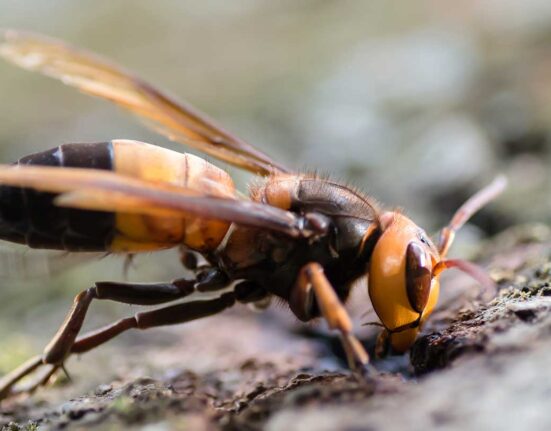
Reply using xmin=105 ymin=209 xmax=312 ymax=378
xmin=0 ymin=0 xmax=550 ymax=390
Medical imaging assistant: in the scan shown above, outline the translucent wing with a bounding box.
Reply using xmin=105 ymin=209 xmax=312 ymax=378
xmin=0 ymin=165 xmax=305 ymax=238
xmin=0 ymin=245 xmax=105 ymax=281
xmin=0 ymin=29 xmax=288 ymax=176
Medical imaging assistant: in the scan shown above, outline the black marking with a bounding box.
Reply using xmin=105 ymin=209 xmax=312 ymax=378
xmin=0 ymin=142 xmax=116 ymax=251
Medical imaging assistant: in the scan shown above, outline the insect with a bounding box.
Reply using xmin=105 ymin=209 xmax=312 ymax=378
xmin=0 ymin=30 xmax=505 ymax=399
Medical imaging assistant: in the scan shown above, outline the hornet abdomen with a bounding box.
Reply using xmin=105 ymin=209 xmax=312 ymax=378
xmin=0 ymin=139 xmax=236 ymax=252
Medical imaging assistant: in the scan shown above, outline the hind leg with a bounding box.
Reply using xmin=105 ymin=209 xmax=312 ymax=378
xmin=0 ymin=276 xmax=232 ymax=400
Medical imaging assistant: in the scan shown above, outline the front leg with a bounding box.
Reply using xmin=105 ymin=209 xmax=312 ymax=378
xmin=290 ymin=262 xmax=373 ymax=376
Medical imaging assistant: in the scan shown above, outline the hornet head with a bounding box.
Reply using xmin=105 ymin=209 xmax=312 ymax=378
xmin=367 ymin=177 xmax=507 ymax=354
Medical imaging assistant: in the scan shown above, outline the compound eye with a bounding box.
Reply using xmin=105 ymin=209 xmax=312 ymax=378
xmin=405 ymin=242 xmax=432 ymax=313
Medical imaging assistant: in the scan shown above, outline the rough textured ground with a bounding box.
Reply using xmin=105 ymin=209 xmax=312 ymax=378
xmin=1 ymin=2 xmax=551 ymax=430
xmin=0 ymin=224 xmax=550 ymax=431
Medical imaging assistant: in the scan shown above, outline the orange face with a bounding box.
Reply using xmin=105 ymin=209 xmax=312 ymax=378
xmin=368 ymin=212 xmax=441 ymax=353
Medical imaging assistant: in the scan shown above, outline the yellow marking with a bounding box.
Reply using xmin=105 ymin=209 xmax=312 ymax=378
xmin=109 ymin=140 xmax=235 ymax=253
xmin=389 ymin=328 xmax=419 ymax=353
xmin=110 ymin=236 xmax=177 ymax=253
xmin=262 ymin=174 xmax=299 ymax=209
xmin=368 ymin=213 xmax=441 ymax=332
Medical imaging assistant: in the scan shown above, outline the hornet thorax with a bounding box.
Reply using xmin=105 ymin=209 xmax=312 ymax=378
xmin=217 ymin=174 xmax=382 ymax=303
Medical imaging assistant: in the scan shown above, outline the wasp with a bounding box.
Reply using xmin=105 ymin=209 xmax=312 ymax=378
xmin=0 ymin=30 xmax=505 ymax=399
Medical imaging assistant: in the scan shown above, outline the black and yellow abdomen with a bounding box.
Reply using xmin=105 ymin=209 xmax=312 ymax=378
xmin=0 ymin=139 xmax=236 ymax=253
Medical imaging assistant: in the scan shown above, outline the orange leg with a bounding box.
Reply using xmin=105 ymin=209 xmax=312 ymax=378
xmin=292 ymin=262 xmax=373 ymax=376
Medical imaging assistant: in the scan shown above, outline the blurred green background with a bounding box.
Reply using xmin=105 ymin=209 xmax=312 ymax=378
xmin=0 ymin=0 xmax=550 ymax=382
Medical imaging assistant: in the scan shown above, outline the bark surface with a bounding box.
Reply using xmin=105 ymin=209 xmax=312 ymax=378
xmin=1 ymin=224 xmax=550 ymax=431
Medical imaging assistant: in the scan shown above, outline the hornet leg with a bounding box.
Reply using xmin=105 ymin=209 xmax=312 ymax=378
xmin=0 ymin=276 xmax=233 ymax=400
xmin=290 ymin=262 xmax=374 ymax=377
